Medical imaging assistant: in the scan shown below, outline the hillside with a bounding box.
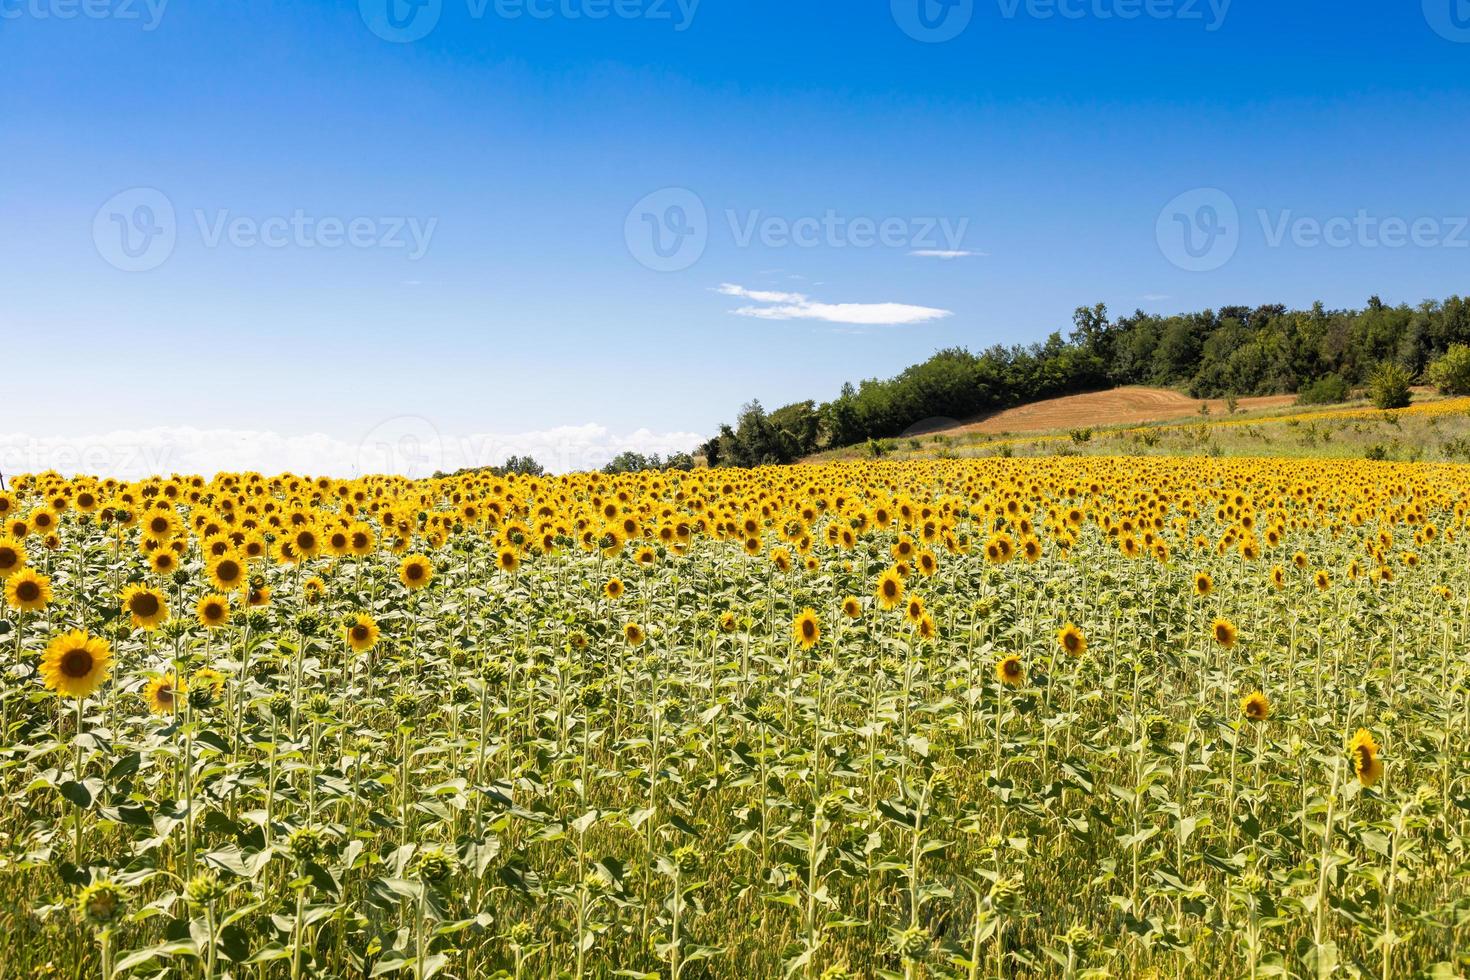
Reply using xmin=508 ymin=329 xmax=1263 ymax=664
xmin=936 ymin=386 xmax=1298 ymax=437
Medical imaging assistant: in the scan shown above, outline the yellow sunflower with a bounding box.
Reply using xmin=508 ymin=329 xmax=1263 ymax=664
xmin=196 ymin=593 xmax=231 ymax=629
xmin=1211 ymin=617 xmax=1238 ymax=648
xmin=345 ymin=613 xmax=380 ymax=652
xmin=0 ymin=535 xmax=25 ymax=578
xmin=875 ymin=567 xmax=904 ymax=610
xmin=1348 ymin=728 xmax=1383 ymax=787
xmin=40 ymin=630 xmax=112 ymax=699
xmin=399 ymin=554 xmax=433 ymax=590
xmin=122 ymin=584 xmax=169 ymax=630
xmin=1057 ymin=622 xmax=1086 ymax=657
xmin=5 ymin=567 xmax=51 ymax=612
xmin=792 ymin=608 xmax=821 ymax=650
xmin=1240 ymin=691 xmax=1270 ymax=722
xmin=604 ymin=577 xmax=624 ymax=600
xmin=996 ymin=654 xmax=1025 ymax=687
xmin=143 ymin=673 xmax=185 ymax=714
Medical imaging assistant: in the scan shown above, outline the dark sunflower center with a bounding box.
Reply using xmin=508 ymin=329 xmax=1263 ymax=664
xmin=60 ymin=648 xmax=94 ymax=678
xmin=802 ymin=621 xmax=816 ymax=639
xmin=0 ymin=548 xmax=17 ymax=569
xmin=218 ymin=561 xmax=240 ymax=581
xmin=17 ymin=581 xmax=40 ymax=601
xmin=131 ymin=593 xmax=160 ymax=617
xmin=352 ymin=625 xmax=370 ymax=642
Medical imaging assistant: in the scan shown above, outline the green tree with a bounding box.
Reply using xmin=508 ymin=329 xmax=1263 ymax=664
xmin=1368 ymin=361 xmax=1413 ymax=410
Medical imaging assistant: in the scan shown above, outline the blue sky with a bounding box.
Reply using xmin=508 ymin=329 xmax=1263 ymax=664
xmin=2 ymin=0 xmax=1469 ymax=475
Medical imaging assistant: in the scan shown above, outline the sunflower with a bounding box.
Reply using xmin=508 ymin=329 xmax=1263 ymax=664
xmin=1240 ymin=691 xmax=1270 ymax=722
xmin=196 ymin=593 xmax=231 ymax=629
xmin=604 ymin=577 xmax=624 ymax=600
xmin=1057 ymin=623 xmax=1086 ymax=657
xmin=143 ymin=673 xmax=185 ymax=714
xmin=148 ymin=548 xmax=178 ymax=576
xmin=207 ymin=553 xmax=247 ymax=592
xmin=996 ymin=654 xmax=1025 ymax=687
xmin=497 ymin=546 xmax=521 ymax=574
xmin=1193 ymin=572 xmax=1213 ymax=597
xmin=718 ymin=611 xmax=737 ymax=633
xmin=916 ymin=613 xmax=937 ymax=641
xmin=1211 ymin=617 xmax=1238 ymax=648
xmin=5 ymin=567 xmax=51 ymax=612
xmin=841 ymin=596 xmax=862 ymax=619
xmin=304 ymin=576 xmax=325 ymax=603
xmin=399 ymin=554 xmax=433 ymax=590
xmin=1313 ymin=569 xmax=1330 ymax=591
xmin=792 ymin=608 xmax=821 ymax=650
xmin=1348 ymin=728 xmax=1383 ymax=787
xmin=1270 ymin=565 xmax=1286 ymax=589
xmin=624 ymin=623 xmax=646 ymax=646
xmin=904 ymin=595 xmax=925 ymax=624
xmin=345 ymin=613 xmax=380 ymax=652
xmin=875 ymin=567 xmax=904 ymax=610
xmin=122 ymin=584 xmax=169 ymax=630
xmin=40 ymin=630 xmax=112 ymax=699
xmin=985 ymin=533 xmax=1015 ymax=564
xmin=0 ymin=535 xmax=25 ymax=578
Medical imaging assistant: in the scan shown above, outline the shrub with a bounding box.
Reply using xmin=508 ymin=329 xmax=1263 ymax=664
xmin=1296 ymin=374 xmax=1350 ymax=406
xmin=1426 ymin=344 xmax=1470 ymax=395
xmin=1368 ymin=362 xmax=1413 ymax=410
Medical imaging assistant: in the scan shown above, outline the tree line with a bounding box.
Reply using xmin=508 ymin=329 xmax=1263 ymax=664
xmin=698 ymin=293 xmax=1470 ymax=467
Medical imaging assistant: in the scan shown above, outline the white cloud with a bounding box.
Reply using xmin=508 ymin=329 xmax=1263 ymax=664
xmin=0 ymin=422 xmax=704 ymax=481
xmin=717 ymin=283 xmax=952 ymax=326
xmin=909 ymin=249 xmax=984 ymax=259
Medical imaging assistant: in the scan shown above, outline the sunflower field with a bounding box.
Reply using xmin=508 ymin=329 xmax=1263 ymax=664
xmin=1 ymin=458 xmax=1468 ymax=979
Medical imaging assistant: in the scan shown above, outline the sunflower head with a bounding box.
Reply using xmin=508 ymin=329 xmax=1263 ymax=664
xmin=399 ymin=554 xmax=433 ymax=590
xmin=604 ymin=577 xmax=624 ymax=600
xmin=76 ymin=878 xmax=128 ymax=928
xmin=1349 ymin=728 xmax=1383 ymax=787
xmin=144 ymin=673 xmax=185 ymax=714
xmin=1057 ymin=623 xmax=1086 ymax=656
xmin=624 ymin=622 xmax=646 ymax=646
xmin=841 ymin=597 xmax=862 ymax=619
xmin=41 ymin=630 xmax=113 ymax=699
xmin=0 ymin=536 xmax=26 ymax=578
xmin=793 ymin=608 xmax=821 ymax=650
xmin=996 ymin=655 xmax=1025 ymax=687
xmin=5 ymin=567 xmax=51 ymax=612
xmin=345 ymin=613 xmax=381 ymax=653
xmin=1240 ymin=691 xmax=1270 ymax=722
xmin=122 ymin=584 xmax=169 ymax=630
xmin=1211 ymin=617 xmax=1238 ymax=648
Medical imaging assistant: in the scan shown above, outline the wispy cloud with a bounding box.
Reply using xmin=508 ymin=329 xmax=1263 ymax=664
xmin=1141 ymin=293 xmax=1170 ymax=302
xmin=909 ymin=249 xmax=984 ymax=259
xmin=716 ymin=283 xmax=952 ymax=326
